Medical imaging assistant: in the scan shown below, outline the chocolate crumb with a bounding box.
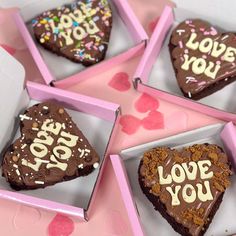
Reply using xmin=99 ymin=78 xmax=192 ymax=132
xmin=12 ymin=156 xmax=19 ymax=162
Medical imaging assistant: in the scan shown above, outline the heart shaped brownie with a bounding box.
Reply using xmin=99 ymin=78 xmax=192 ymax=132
xmin=2 ymin=102 xmax=100 ymax=190
xmin=32 ymin=0 xmax=112 ymax=66
xmin=139 ymin=144 xmax=231 ymax=236
xmin=169 ymin=19 xmax=236 ymax=100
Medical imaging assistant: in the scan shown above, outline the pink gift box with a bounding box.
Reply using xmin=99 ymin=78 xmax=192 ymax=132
xmin=0 ymin=47 xmax=120 ymax=221
xmin=134 ymin=5 xmax=236 ymax=122
xmin=13 ymin=0 xmax=148 ymax=86
xmin=111 ymin=122 xmax=236 ymax=235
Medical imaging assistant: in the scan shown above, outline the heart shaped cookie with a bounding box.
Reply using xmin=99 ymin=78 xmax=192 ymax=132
xmin=32 ymin=0 xmax=112 ymax=66
xmin=169 ymin=19 xmax=236 ymax=100
xmin=139 ymin=144 xmax=231 ymax=236
xmin=2 ymin=102 xmax=100 ymax=190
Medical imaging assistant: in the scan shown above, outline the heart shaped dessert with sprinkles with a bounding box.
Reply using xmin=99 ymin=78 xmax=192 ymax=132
xmin=32 ymin=0 xmax=112 ymax=66
xmin=169 ymin=19 xmax=236 ymax=100
xmin=2 ymin=102 xmax=100 ymax=190
xmin=139 ymin=144 xmax=232 ymax=236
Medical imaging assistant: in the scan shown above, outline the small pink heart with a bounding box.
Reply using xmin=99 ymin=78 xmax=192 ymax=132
xmin=48 ymin=214 xmax=74 ymax=236
xmin=148 ymin=17 xmax=159 ymax=33
xmin=135 ymin=93 xmax=160 ymax=113
xmin=108 ymin=72 xmax=131 ymax=92
xmin=120 ymin=115 xmax=141 ymax=135
xmin=1 ymin=44 xmax=16 ymax=55
xmin=142 ymin=110 xmax=164 ymax=130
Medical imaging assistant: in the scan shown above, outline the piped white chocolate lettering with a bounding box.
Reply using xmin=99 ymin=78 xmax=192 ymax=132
xmin=182 ymin=32 xmax=236 ymax=79
xmin=48 ymin=8 xmax=100 ymax=46
xmin=158 ymin=160 xmax=214 ymax=205
xmin=22 ymin=120 xmax=79 ymax=172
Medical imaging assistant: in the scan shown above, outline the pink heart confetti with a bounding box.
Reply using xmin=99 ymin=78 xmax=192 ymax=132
xmin=141 ymin=110 xmax=164 ymax=130
xmin=108 ymin=72 xmax=131 ymax=92
xmin=48 ymin=214 xmax=74 ymax=236
xmin=119 ymin=115 xmax=141 ymax=135
xmin=135 ymin=93 xmax=160 ymax=113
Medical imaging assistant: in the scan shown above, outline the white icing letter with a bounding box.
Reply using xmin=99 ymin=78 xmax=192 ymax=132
xmin=34 ymin=131 xmax=54 ymax=146
xmin=83 ymin=21 xmax=100 ymax=35
xmin=69 ymin=9 xmax=84 ymax=23
xmin=197 ymin=160 xmax=213 ymax=179
xmin=60 ymin=29 xmax=74 ymax=45
xmin=199 ymin=37 xmax=213 ymax=53
xmin=53 ymin=145 xmax=72 ymax=160
xmin=182 ymin=162 xmax=198 ymax=180
xmin=166 ymin=186 xmax=181 ymax=206
xmin=158 ymin=166 xmax=172 ymax=185
xmin=22 ymin=158 xmax=42 ymax=171
xmin=205 ymin=62 xmax=221 ymax=79
xmin=80 ymin=2 xmax=96 ymax=17
xmin=48 ymin=19 xmax=63 ymax=32
xmin=57 ymin=131 xmax=79 ymax=147
xmin=181 ymin=55 xmax=197 ymax=70
xmin=41 ymin=119 xmax=62 ymax=135
xmin=73 ymin=26 xmax=87 ymax=40
xmin=171 ymin=164 xmax=185 ymax=184
xmin=60 ymin=14 xmax=73 ymax=28
xmin=192 ymin=58 xmax=206 ymax=75
xmin=30 ymin=143 xmax=48 ymax=158
xmin=182 ymin=184 xmax=196 ymax=203
xmin=46 ymin=155 xmax=68 ymax=171
xmin=196 ymin=181 xmax=213 ymax=202
xmin=186 ymin=33 xmax=199 ymax=50
xmin=223 ymin=47 xmax=236 ymax=62
xmin=211 ymin=42 xmax=226 ymax=58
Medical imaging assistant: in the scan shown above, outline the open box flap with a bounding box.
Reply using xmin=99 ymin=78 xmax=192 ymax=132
xmin=26 ymin=81 xmax=120 ymax=121
xmin=121 ymin=123 xmax=225 ymax=159
xmin=0 ymin=47 xmax=29 ymax=152
xmin=133 ymin=6 xmax=173 ymax=85
xmin=0 ymin=189 xmax=86 ymax=219
xmin=110 ymin=154 xmax=145 ymax=236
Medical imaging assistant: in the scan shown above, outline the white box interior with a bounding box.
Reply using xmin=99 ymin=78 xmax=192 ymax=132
xmin=120 ymin=124 xmax=236 ymax=236
xmin=148 ymin=4 xmax=236 ymax=114
xmin=18 ymin=0 xmax=135 ymax=81
xmin=0 ymin=92 xmax=114 ymax=210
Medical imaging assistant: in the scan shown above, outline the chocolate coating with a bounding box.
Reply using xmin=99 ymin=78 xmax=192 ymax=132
xmin=169 ymin=19 xmax=236 ymax=100
xmin=2 ymin=102 xmax=100 ymax=190
xmin=32 ymin=0 xmax=112 ymax=66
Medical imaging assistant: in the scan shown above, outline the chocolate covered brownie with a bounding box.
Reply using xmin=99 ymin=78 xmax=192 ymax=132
xmin=139 ymin=144 xmax=232 ymax=236
xmin=2 ymin=101 xmax=100 ymax=190
xmin=32 ymin=0 xmax=112 ymax=66
xmin=169 ymin=19 xmax=236 ymax=100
